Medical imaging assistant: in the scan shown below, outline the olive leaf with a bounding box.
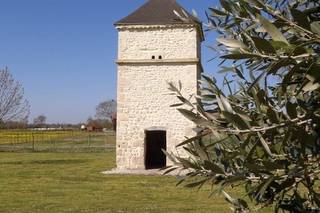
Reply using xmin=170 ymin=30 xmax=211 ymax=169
xmin=291 ymin=8 xmax=310 ymax=30
xmin=257 ymin=15 xmax=289 ymax=44
xmin=311 ymin=21 xmax=320 ymax=35
xmin=217 ymin=38 xmax=248 ymax=50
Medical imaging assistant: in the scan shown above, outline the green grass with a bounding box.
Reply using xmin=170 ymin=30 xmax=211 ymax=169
xmin=0 ymin=151 xmax=273 ymax=212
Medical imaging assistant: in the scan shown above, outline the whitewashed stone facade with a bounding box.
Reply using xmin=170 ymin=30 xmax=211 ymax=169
xmin=115 ymin=1 xmax=203 ymax=170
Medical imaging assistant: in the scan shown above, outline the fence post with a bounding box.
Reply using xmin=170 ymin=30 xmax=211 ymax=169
xmin=106 ymin=132 xmax=108 ymax=150
xmin=52 ymin=135 xmax=55 ymax=151
xmin=88 ymin=133 xmax=91 ymax=148
xmin=32 ymin=133 xmax=35 ymax=152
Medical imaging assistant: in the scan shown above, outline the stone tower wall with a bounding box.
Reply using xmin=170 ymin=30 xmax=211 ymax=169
xmin=116 ymin=25 xmax=201 ymax=169
xmin=118 ymin=25 xmax=200 ymax=60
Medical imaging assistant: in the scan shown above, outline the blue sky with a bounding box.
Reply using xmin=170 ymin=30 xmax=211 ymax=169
xmin=0 ymin=0 xmax=221 ymax=124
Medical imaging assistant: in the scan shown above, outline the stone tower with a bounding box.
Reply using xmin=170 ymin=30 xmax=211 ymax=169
xmin=115 ymin=0 xmax=203 ymax=170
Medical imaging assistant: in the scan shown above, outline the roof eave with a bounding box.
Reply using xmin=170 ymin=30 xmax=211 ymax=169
xmin=114 ymin=21 xmax=194 ymax=26
xmin=114 ymin=22 xmax=205 ymax=42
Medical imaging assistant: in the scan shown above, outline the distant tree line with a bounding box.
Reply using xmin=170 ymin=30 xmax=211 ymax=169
xmin=0 ymin=68 xmax=117 ymax=131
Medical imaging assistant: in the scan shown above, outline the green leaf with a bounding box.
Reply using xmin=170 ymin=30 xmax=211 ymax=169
xmin=270 ymin=41 xmax=290 ymax=51
xmin=194 ymin=141 xmax=209 ymax=161
xmin=257 ymin=132 xmax=273 ymax=157
xmin=221 ymin=190 xmax=238 ymax=206
xmin=235 ymin=67 xmax=245 ymax=80
xmin=177 ymin=109 xmax=198 ymax=121
xmin=267 ymin=108 xmax=279 ymax=123
xmin=218 ymin=66 xmax=245 ymax=80
xmin=205 ymin=136 xmax=230 ymax=148
xmin=307 ymin=64 xmax=320 ymax=82
xmin=217 ymin=38 xmax=248 ymax=49
xmin=290 ymin=9 xmax=310 ymax=30
xmin=218 ymin=95 xmax=234 ymax=113
xmin=286 ymin=102 xmax=297 ymax=119
xmin=176 ymin=157 xmax=199 ymax=169
xmin=257 ymin=15 xmax=289 ymax=44
xmin=203 ymin=160 xmax=225 ymax=174
xmin=202 ymin=74 xmax=217 ymax=85
xmin=247 ymin=71 xmax=266 ymax=91
xmin=184 ymin=179 xmax=208 ymax=188
xmin=221 ymin=53 xmax=259 ymax=60
xmin=209 ymin=7 xmax=227 ymax=16
xmin=177 ymin=109 xmax=211 ymax=126
xmin=170 ymin=103 xmax=184 ymax=107
xmin=256 ymin=146 xmax=265 ymax=158
xmin=163 ymin=167 xmax=178 ymax=175
xmin=200 ymin=94 xmax=217 ymax=101
xmin=292 ymin=46 xmax=308 ymax=56
xmin=246 ymin=163 xmax=267 ymax=173
xmin=220 ymin=0 xmax=233 ymax=13
xmin=221 ymin=190 xmax=248 ymax=212
xmin=222 ymin=175 xmax=246 ymax=186
xmin=255 ymin=175 xmax=276 ymax=200
xmin=311 ymin=21 xmax=320 ymax=35
xmin=278 ymin=178 xmax=295 ymax=190
xmin=162 ymin=149 xmax=177 ymax=164
xmin=243 ymin=0 xmax=265 ymax=8
xmin=177 ymin=96 xmax=193 ymax=107
xmin=267 ymin=58 xmax=295 ymax=74
xmin=256 ymin=89 xmax=267 ymax=105
xmin=251 ymin=36 xmax=276 ymax=54
xmin=218 ymin=66 xmax=236 ymax=73
xmin=176 ymin=131 xmax=210 ymax=147
xmin=222 ymin=111 xmax=251 ymax=130
xmin=262 ymin=161 xmax=285 ymax=170
xmin=233 ymin=107 xmax=252 ymax=121
xmin=274 ymin=142 xmax=283 ymax=154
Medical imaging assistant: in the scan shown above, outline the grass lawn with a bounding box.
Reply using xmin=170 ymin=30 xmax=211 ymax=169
xmin=0 ymin=151 xmax=271 ymax=212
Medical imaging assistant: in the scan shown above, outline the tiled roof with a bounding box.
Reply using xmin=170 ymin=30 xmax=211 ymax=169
xmin=115 ymin=0 xmax=196 ymax=25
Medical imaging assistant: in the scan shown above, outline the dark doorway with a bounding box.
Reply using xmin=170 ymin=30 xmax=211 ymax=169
xmin=145 ymin=130 xmax=166 ymax=169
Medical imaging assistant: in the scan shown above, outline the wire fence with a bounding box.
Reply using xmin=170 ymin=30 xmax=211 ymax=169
xmin=0 ymin=130 xmax=116 ymax=153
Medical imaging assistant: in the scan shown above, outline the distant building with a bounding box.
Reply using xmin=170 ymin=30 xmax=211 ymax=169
xmin=86 ymin=125 xmax=103 ymax=132
xmin=81 ymin=125 xmax=86 ymax=131
xmin=115 ymin=0 xmax=203 ymax=170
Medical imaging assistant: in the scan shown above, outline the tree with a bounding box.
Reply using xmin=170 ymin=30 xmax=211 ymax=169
xmin=95 ymin=100 xmax=116 ymax=120
xmin=166 ymin=0 xmax=320 ymax=212
xmin=0 ymin=68 xmax=30 ymax=123
xmin=33 ymin=115 xmax=47 ymax=127
xmin=95 ymin=100 xmax=116 ymax=131
xmin=4 ymin=120 xmax=28 ymax=129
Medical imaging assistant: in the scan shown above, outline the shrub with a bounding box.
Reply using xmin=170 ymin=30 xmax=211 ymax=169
xmin=166 ymin=0 xmax=320 ymax=212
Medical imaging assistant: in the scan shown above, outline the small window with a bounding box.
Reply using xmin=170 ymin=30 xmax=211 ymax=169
xmin=152 ymin=56 xmax=155 ymax=59
xmin=158 ymin=55 xmax=162 ymax=60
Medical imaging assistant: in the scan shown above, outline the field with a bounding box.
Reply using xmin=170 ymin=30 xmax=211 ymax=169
xmin=0 ymin=131 xmax=272 ymax=212
xmin=0 ymin=130 xmax=115 ymax=152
